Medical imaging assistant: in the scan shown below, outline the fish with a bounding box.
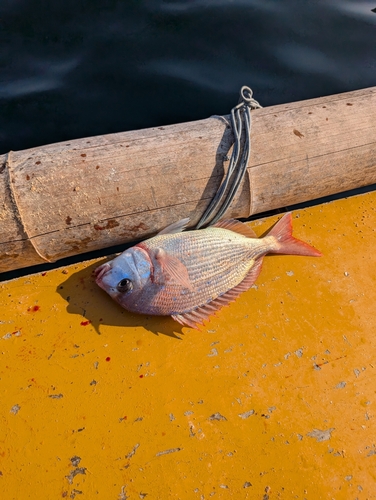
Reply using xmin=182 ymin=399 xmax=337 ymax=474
xmin=94 ymin=212 xmax=321 ymax=329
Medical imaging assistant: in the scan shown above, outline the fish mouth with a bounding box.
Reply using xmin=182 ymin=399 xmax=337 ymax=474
xmin=94 ymin=262 xmax=112 ymax=284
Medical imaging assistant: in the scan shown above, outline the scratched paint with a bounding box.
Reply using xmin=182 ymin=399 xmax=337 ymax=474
xmin=1 ymin=193 xmax=376 ymax=498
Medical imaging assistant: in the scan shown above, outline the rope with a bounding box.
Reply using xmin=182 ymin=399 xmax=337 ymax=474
xmin=196 ymin=86 xmax=262 ymax=229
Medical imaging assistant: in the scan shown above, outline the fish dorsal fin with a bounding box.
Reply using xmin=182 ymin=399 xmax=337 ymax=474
xmin=172 ymin=257 xmax=264 ymax=329
xmin=157 ymin=218 xmax=190 ymax=235
xmin=213 ymin=219 xmax=257 ymax=238
xmin=153 ymin=248 xmax=192 ymax=290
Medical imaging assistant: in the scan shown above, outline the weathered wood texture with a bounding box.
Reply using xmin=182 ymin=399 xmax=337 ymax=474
xmin=1 ymin=86 xmax=375 ymax=273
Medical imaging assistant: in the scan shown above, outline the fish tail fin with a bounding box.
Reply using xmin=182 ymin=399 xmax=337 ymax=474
xmin=267 ymin=213 xmax=322 ymax=257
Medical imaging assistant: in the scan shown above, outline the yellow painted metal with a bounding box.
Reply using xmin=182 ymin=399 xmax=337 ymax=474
xmin=1 ymin=193 xmax=376 ymax=499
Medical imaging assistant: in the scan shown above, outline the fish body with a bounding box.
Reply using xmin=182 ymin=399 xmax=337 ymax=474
xmin=95 ymin=213 xmax=321 ymax=328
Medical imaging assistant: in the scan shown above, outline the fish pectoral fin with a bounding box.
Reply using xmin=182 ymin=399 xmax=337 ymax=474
xmin=153 ymin=248 xmax=193 ymax=289
xmin=213 ymin=219 xmax=257 ymax=238
xmin=157 ymin=218 xmax=190 ymax=235
xmin=172 ymin=258 xmax=264 ymax=329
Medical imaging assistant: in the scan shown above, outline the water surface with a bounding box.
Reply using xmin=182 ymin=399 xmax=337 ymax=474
xmin=1 ymin=0 xmax=375 ymax=153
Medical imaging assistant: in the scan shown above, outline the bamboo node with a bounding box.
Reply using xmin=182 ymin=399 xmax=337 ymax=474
xmin=6 ymin=151 xmax=53 ymax=264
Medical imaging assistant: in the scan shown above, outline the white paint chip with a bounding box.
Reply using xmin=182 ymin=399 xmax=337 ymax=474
xmin=10 ymin=404 xmax=20 ymax=415
xmin=238 ymin=410 xmax=254 ymax=419
xmin=307 ymin=428 xmax=335 ymax=442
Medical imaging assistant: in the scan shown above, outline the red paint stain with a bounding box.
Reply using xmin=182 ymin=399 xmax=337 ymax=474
xmin=139 ymin=374 xmax=144 ymax=378
xmin=80 ymin=320 xmax=91 ymax=326
xmin=314 ymin=355 xmax=347 ymax=369
xmin=106 ymin=356 xmax=111 ymax=362
xmin=41 ymin=272 xmax=47 ymax=276
xmin=28 ymin=305 xmax=40 ymax=312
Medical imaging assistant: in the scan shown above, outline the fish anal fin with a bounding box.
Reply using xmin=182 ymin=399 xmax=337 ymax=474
xmin=213 ymin=219 xmax=257 ymax=238
xmin=154 ymin=247 xmax=192 ymax=290
xmin=172 ymin=258 xmax=264 ymax=329
xmin=157 ymin=218 xmax=190 ymax=235
xmin=173 ymin=313 xmax=202 ymax=330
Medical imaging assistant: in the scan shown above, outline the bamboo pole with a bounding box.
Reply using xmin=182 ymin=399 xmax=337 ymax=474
xmin=1 ymin=86 xmax=375 ymax=273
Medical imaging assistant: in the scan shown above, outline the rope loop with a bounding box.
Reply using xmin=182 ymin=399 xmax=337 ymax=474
xmin=196 ymin=86 xmax=262 ymax=229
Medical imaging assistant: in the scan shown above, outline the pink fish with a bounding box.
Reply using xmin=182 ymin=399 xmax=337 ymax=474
xmin=95 ymin=213 xmax=321 ymax=329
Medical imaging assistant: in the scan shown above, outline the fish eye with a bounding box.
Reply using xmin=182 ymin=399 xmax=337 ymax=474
xmin=117 ymin=278 xmax=133 ymax=293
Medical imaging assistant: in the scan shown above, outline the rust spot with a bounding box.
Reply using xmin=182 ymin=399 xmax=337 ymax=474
xmin=347 ymin=103 xmax=353 ymax=106
xmin=94 ymin=219 xmax=120 ymax=231
xmin=65 ymin=237 xmax=91 ymax=251
xmin=96 ymin=165 xmax=100 ymax=169
xmin=293 ymin=129 xmax=304 ymax=138
xmin=81 ymin=153 xmax=86 ymax=157
xmin=105 ymin=356 xmax=111 ymax=362
xmin=35 ymin=161 xmax=41 ymax=165
xmin=26 ymin=174 xmax=30 ymax=180
xmin=66 ymin=216 xmax=72 ymax=225
xmin=126 ymin=222 xmax=148 ymax=233
xmin=80 ymin=320 xmax=91 ymax=326
xmin=41 ymin=272 xmax=47 ymax=276
xmin=0 ymin=253 xmax=19 ymax=260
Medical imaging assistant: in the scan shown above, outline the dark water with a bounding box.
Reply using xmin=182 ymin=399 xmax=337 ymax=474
xmin=1 ymin=0 xmax=376 ymax=153
xmin=1 ymin=0 xmax=376 ymax=280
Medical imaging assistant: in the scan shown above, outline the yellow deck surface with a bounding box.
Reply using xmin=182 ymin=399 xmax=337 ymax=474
xmin=1 ymin=192 xmax=376 ymax=499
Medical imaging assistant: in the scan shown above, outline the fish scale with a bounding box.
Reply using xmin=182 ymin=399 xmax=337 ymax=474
xmin=95 ymin=213 xmax=321 ymax=328
xmin=144 ymin=231 xmax=256 ymax=309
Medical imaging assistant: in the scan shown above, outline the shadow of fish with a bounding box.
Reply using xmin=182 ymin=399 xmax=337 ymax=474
xmin=95 ymin=213 xmax=321 ymax=329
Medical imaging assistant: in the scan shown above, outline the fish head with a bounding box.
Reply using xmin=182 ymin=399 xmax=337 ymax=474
xmin=94 ymin=247 xmax=152 ymax=306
